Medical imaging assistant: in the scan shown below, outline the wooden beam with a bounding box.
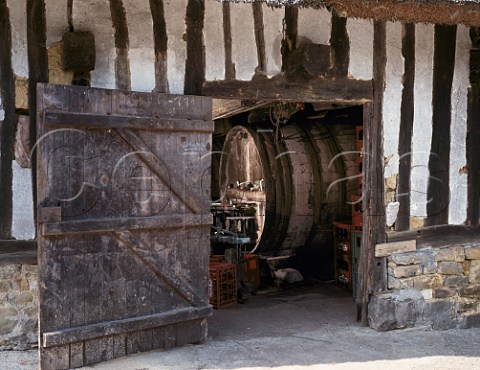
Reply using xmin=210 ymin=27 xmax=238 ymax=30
xmin=467 ymin=84 xmax=480 ymax=226
xmin=109 ymin=0 xmax=131 ymax=90
xmin=252 ymin=2 xmax=266 ymax=73
xmin=27 ymin=0 xmax=48 ymax=230
xmin=149 ymin=0 xmax=169 ymax=93
xmin=357 ymin=21 xmax=388 ymax=326
xmin=426 ymin=25 xmax=457 ymax=226
xmin=42 ymin=214 xmax=211 ymax=236
xmin=0 ymin=239 xmax=37 ymax=254
xmin=203 ymin=75 xmax=373 ymax=103
xmin=330 ymin=11 xmax=349 ymax=77
xmin=396 ymin=23 xmax=415 ymax=231
xmin=184 ymin=0 xmax=205 ymax=95
xmin=375 ymin=240 xmax=416 ymax=257
xmin=222 ymin=2 xmax=235 ymax=80
xmin=0 ymin=0 xmax=15 ymax=239
xmin=388 ymin=224 xmax=480 ymax=247
xmin=44 ymin=111 xmax=214 ymax=132
xmin=282 ymin=6 xmax=298 ymax=71
xmin=43 ymin=305 xmax=212 ymax=348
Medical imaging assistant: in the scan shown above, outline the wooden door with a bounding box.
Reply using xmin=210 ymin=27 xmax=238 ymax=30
xmin=36 ymin=84 xmax=213 ymax=369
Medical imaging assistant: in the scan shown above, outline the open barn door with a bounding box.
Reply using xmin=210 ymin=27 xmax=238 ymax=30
xmin=36 ymin=84 xmax=213 ymax=369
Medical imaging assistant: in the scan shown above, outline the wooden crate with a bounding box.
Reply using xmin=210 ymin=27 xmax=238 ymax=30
xmin=209 ymin=263 xmax=236 ymax=309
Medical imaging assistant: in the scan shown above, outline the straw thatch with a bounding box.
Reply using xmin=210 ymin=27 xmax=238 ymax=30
xmin=221 ymin=0 xmax=480 ymax=26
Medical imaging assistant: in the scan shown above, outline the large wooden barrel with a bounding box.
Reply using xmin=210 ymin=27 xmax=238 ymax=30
xmin=219 ymin=122 xmax=354 ymax=256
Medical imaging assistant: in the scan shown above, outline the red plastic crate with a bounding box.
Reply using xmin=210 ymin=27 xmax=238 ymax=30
xmin=209 ymin=263 xmax=236 ymax=309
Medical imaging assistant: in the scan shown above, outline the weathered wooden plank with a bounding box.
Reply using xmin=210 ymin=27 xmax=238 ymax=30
xmin=396 ymin=23 xmax=415 ymax=231
xmin=357 ymin=21 xmax=388 ymax=326
xmin=0 ymin=0 xmax=15 ymax=238
xmin=0 ymin=239 xmax=37 ymax=254
xmin=282 ymin=6 xmax=298 ymax=71
xmin=84 ymin=336 xmax=114 ymax=366
xmin=41 ymin=84 xmax=212 ymax=121
xmin=28 ymin=0 xmax=48 ymax=227
xmin=222 ymin=2 xmax=235 ymax=80
xmin=44 ymin=111 xmax=213 ymax=132
xmin=40 ymin=344 xmax=70 ymax=370
xmin=202 ymin=76 xmax=373 ymax=103
xmin=176 ymin=318 xmax=207 ymax=346
xmin=109 ymin=0 xmax=131 ymax=90
xmin=375 ymin=240 xmax=416 ymax=257
xmin=152 ymin=324 xmax=176 ymax=350
xmin=114 ymin=231 xmax=209 ymax=308
xmin=184 ymin=0 xmax=205 ymax=95
xmin=330 ymin=10 xmax=349 ymax=77
xmin=43 ymin=213 xmax=210 ymax=237
xmin=252 ymin=2 xmax=266 ymax=73
xmin=426 ymin=25 xmax=457 ymax=226
xmin=467 ymin=84 xmax=480 ymax=226
xmin=149 ymin=0 xmax=169 ymax=93
xmin=387 ymin=224 xmax=480 ymax=247
xmin=115 ymin=128 xmax=207 ymax=214
xmin=43 ymin=306 xmax=212 ymax=347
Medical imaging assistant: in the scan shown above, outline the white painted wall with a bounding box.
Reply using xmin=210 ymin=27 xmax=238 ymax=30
xmin=449 ymin=25 xmax=469 ymax=225
xmin=164 ymin=0 xmax=188 ymax=94
xmin=73 ymin=0 xmax=116 ymax=89
xmin=204 ymin=0 xmax=225 ymax=81
xmin=230 ymin=2 xmax=257 ymax=80
xmin=297 ymin=7 xmax=331 ymax=46
xmin=383 ymin=22 xmax=403 ymax=179
xmin=411 ymin=24 xmax=434 ymax=218
xmin=7 ymin=0 xmax=28 ymax=77
xmin=262 ymin=6 xmax=283 ymax=77
xmin=347 ymin=18 xmax=373 ymax=80
xmin=12 ymin=161 xmax=35 ymax=240
xmin=124 ymin=0 xmax=155 ymax=92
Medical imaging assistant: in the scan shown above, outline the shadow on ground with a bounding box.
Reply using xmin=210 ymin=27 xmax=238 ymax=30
xmin=2 ymin=282 xmax=480 ymax=369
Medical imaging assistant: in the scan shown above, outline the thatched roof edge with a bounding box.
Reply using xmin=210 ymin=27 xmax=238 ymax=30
xmin=219 ymin=0 xmax=480 ymax=26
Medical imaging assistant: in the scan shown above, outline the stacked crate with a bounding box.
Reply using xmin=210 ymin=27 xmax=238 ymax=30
xmin=351 ymin=231 xmax=362 ymax=300
xmin=209 ymin=262 xmax=236 ymax=309
xmin=332 ymin=221 xmax=352 ymax=290
xmin=352 ymin=125 xmax=363 ymax=230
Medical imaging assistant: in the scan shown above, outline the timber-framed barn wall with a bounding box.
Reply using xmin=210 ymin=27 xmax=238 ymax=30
xmin=0 ymin=0 xmax=479 ymax=353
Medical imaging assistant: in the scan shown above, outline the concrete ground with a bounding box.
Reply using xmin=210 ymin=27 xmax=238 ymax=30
xmin=2 ymin=282 xmax=480 ymax=370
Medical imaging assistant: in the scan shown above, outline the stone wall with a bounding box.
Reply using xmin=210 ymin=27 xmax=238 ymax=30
xmin=0 ymin=262 xmax=38 ymax=350
xmin=369 ymin=244 xmax=480 ymax=330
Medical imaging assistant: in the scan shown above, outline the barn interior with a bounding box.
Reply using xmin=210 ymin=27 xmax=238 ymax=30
xmin=208 ymin=99 xmax=364 ymax=310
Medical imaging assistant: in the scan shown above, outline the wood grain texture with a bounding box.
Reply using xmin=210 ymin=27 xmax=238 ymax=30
xmin=252 ymin=2 xmax=266 ymax=73
xmin=37 ymin=84 xmax=212 ymax=369
xmin=0 ymin=0 xmax=15 ymax=238
xmin=44 ymin=111 xmax=214 ymax=132
xmin=149 ymin=0 xmax=169 ymax=93
xmin=467 ymin=83 xmax=480 ymax=225
xmin=282 ymin=6 xmax=298 ymax=72
xmin=357 ymin=21 xmax=388 ymax=326
xmin=184 ymin=0 xmax=205 ymax=95
xmin=426 ymin=25 xmax=457 ymax=226
xmin=27 ymin=0 xmax=48 ymax=228
xmin=109 ymin=0 xmax=131 ymax=90
xmin=43 ymin=306 xmax=211 ymax=347
xmin=330 ymin=11 xmax=349 ymax=77
xmin=396 ymin=23 xmax=415 ymax=231
xmin=203 ymin=75 xmax=373 ymax=103
xmin=223 ymin=2 xmax=235 ymax=80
